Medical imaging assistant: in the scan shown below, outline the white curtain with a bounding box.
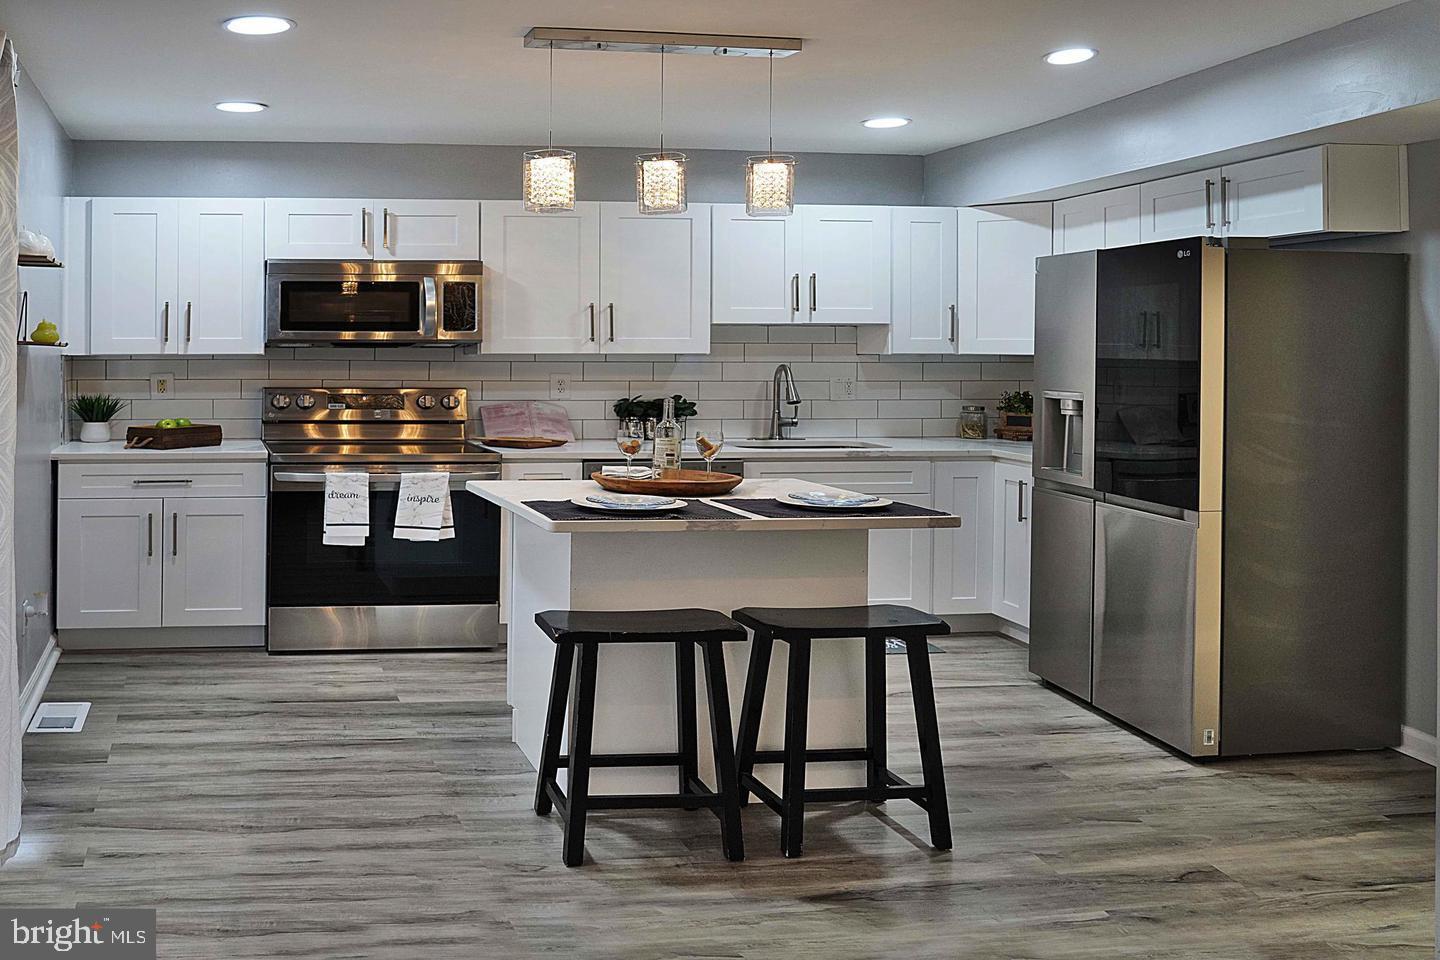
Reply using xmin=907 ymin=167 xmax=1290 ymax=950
xmin=0 ymin=33 xmax=21 ymax=863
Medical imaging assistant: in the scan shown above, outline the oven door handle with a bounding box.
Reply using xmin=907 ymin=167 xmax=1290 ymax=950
xmin=421 ymin=276 xmax=438 ymax=336
xmin=271 ymin=470 xmax=501 ymax=491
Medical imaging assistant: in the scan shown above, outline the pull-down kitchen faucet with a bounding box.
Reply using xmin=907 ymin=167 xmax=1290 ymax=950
xmin=769 ymin=363 xmax=803 ymax=439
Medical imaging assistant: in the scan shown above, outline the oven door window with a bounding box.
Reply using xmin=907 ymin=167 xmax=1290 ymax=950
xmin=278 ymin=280 xmax=423 ymax=333
xmin=269 ymin=487 xmax=500 ymax=607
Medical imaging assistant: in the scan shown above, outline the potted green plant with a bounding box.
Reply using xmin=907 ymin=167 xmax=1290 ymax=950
xmin=996 ymin=390 xmax=1033 ymax=441
xmin=614 ymin=394 xmax=698 ymax=438
xmin=69 ymin=394 xmax=125 ymax=443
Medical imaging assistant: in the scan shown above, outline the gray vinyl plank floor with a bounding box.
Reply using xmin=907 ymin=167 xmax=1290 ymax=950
xmin=3 ymin=636 xmax=1433 ymax=959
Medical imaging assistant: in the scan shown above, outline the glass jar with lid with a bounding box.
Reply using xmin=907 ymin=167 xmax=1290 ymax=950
xmin=958 ymin=404 xmax=987 ymax=440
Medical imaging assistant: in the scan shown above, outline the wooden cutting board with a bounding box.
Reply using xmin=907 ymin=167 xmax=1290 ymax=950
xmin=477 ymin=436 xmax=569 ymax=449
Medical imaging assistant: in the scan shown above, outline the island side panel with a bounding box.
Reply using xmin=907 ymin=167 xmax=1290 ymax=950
xmin=550 ymin=527 xmax=870 ymax=795
xmin=509 ymin=521 xmax=574 ymax=766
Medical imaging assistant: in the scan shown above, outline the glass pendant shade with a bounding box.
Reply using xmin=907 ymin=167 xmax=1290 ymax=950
xmin=636 ymin=152 xmax=688 ymax=215
xmin=522 ymin=148 xmax=577 ymax=212
xmin=745 ymin=154 xmax=796 ymax=216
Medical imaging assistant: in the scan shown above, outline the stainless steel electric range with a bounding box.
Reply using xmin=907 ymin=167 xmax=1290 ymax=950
xmin=262 ymin=385 xmax=501 ymax=652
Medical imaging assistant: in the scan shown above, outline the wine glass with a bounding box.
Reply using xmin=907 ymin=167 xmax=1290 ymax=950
xmin=615 ymin=421 xmax=645 ymax=477
xmin=694 ymin=426 xmax=725 ymax=474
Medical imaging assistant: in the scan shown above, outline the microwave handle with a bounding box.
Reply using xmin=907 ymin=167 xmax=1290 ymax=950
xmin=422 ymin=276 xmax=438 ymax=336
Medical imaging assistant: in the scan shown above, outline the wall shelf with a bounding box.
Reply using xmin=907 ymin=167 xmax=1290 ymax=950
xmin=17 ymin=340 xmax=68 ymax=348
xmin=19 ymin=254 xmax=62 ymax=268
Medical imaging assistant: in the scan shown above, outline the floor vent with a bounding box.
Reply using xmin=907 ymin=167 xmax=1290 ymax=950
xmin=26 ymin=702 xmax=91 ymax=734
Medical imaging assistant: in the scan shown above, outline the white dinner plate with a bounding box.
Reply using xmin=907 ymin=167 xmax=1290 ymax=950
xmin=571 ymin=494 xmax=684 ymax=513
xmin=780 ymin=492 xmax=892 ymax=510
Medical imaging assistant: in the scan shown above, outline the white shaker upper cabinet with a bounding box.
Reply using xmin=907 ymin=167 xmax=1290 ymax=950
xmin=481 ymin=201 xmax=601 ymax=354
xmin=882 ymin=206 xmax=958 ymax=354
xmin=598 ymin=202 xmax=711 ymax=354
xmin=264 ymin=198 xmax=373 ymax=259
xmin=1221 ymin=148 xmax=1324 ymax=238
xmin=956 ymin=202 xmax=1052 ymax=356
xmin=1053 ymin=185 xmax=1141 ymax=253
xmin=711 ymin=204 xmax=802 ymax=325
xmin=799 ymin=205 xmax=891 ymax=324
xmin=375 ymin=200 xmax=480 ymax=261
xmin=88 ymin=198 xmax=179 ymax=355
xmin=1138 ymin=169 xmax=1221 ymax=243
xmin=176 ymin=199 xmax=265 ymax=354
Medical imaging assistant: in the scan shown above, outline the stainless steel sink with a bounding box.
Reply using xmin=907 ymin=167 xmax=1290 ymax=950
xmin=732 ymin=439 xmax=890 ymax=449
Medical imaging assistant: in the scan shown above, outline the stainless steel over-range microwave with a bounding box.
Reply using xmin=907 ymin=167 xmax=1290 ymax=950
xmin=265 ymin=260 xmax=483 ymax=345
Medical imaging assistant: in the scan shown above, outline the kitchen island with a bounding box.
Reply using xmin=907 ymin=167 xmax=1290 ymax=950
xmin=465 ymin=477 xmax=964 ymax=795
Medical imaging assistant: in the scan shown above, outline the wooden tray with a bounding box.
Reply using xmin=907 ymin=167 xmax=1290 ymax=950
xmin=125 ymin=424 xmax=223 ymax=449
xmin=477 ymin=436 xmax=569 ymax=449
xmin=592 ymin=469 xmax=742 ymax=497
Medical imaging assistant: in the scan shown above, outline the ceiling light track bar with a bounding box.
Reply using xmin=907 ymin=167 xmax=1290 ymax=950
xmin=524 ymin=27 xmax=802 ymax=58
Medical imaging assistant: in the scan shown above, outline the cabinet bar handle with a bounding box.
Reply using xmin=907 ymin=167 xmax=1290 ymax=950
xmin=1135 ymin=311 xmax=1148 ymax=349
xmin=185 ymin=301 xmax=193 ymax=343
xmin=162 ymin=301 xmax=170 ymax=342
xmin=1204 ymin=179 xmax=1215 ymax=230
xmin=588 ymin=302 xmax=596 ymax=342
xmin=147 ymin=513 xmax=154 ymax=558
xmin=131 ymin=478 xmax=193 ymax=485
xmin=809 ymin=273 xmax=817 ymax=313
xmin=949 ymin=304 xmax=958 ymax=343
xmin=791 ymin=274 xmax=800 ymax=314
xmin=607 ymin=303 xmax=615 ymax=343
xmin=1018 ymin=480 xmax=1027 ymax=523
xmin=172 ymin=512 xmax=178 ymax=558
xmin=361 ymin=207 xmax=368 ymax=247
xmin=1220 ymin=177 xmax=1231 ymax=227
xmin=383 ymin=207 xmax=390 ymax=250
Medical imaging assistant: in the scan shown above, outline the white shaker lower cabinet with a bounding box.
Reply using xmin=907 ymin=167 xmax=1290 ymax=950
xmin=743 ymin=460 xmax=933 ymax=608
xmin=56 ymin=462 xmax=267 ymax=633
xmin=956 ymin=203 xmax=1052 ymax=355
xmin=990 ymin=461 xmax=1032 ymax=627
xmin=56 ymin=498 xmax=165 ymax=630
xmin=931 ymin=461 xmax=995 ymax=615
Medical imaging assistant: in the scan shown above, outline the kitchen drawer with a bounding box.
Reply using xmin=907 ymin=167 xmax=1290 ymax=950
xmin=741 ymin=459 xmax=932 ymax=496
xmin=59 ymin=461 xmax=267 ymax=499
xmin=501 ymin=462 xmax=582 ymax=481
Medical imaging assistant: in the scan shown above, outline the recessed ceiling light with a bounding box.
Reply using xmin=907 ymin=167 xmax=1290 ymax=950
xmin=222 ymin=15 xmax=294 ymax=35
xmin=215 ymin=101 xmax=268 ymax=113
xmin=1044 ymin=47 xmax=1097 ymax=66
xmin=862 ymin=117 xmax=910 ymax=129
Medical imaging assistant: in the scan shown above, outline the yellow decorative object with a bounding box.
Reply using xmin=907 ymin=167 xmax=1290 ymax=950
xmin=29 ymin=319 xmax=60 ymax=344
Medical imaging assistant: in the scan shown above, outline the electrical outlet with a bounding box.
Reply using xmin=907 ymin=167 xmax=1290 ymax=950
xmin=549 ymin=374 xmax=572 ymax=400
xmin=831 ymin=376 xmax=857 ymax=400
xmin=149 ymin=374 xmax=173 ymax=399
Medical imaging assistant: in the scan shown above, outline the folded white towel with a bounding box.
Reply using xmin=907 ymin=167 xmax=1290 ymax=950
xmin=394 ymin=472 xmax=455 ymax=542
xmin=323 ymin=472 xmax=370 ymax=546
xmin=600 ymin=464 xmax=652 ymax=479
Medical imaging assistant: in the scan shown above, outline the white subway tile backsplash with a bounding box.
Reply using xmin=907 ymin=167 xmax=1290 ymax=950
xmin=65 ymin=328 xmax=1031 ymax=440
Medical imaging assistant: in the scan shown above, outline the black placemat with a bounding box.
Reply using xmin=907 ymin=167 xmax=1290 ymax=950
xmin=715 ymin=498 xmax=952 ymax=519
xmin=523 ymin=500 xmax=751 ymax=522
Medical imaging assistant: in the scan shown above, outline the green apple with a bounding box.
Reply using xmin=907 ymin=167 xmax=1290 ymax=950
xmin=175 ymin=418 xmax=193 ymax=427
xmin=155 ymin=419 xmax=178 ymax=429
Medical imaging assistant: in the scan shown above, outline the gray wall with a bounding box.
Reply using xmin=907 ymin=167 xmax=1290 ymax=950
xmin=15 ymin=66 xmax=70 ymax=687
xmin=924 ymin=0 xmax=1440 ymax=205
xmin=1299 ymin=137 xmax=1440 ymax=739
xmin=71 ymin=141 xmax=922 ymax=205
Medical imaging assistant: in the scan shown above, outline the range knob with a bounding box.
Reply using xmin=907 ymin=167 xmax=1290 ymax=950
xmin=440 ymin=394 xmax=461 ymax=410
xmin=295 ymin=393 xmax=316 ymax=410
xmin=269 ymin=394 xmax=292 ymax=410
xmin=416 ymin=394 xmax=438 ymax=410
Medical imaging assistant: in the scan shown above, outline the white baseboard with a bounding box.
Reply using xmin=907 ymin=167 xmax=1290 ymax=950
xmin=1395 ymin=725 xmax=1436 ymax=766
xmin=941 ymin=613 xmax=1028 ymax=644
xmin=20 ymin=634 xmax=61 ymax=729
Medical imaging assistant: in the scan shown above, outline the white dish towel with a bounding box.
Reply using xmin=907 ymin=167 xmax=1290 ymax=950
xmin=394 ymin=472 xmax=454 ymax=542
xmin=323 ymin=472 xmax=370 ymax=546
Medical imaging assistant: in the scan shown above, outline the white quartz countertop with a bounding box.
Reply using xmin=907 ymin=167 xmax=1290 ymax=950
xmin=51 ymin=439 xmax=270 ymax=462
xmin=475 ymin=437 xmax=1031 ymax=464
xmin=466 ymin=477 xmax=965 ymax=533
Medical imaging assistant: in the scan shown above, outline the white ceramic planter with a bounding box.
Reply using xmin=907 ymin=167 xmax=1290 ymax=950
xmin=79 ymin=421 xmax=111 ymax=443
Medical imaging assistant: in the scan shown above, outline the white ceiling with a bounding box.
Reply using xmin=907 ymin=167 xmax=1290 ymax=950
xmin=0 ymin=0 xmax=1408 ymax=154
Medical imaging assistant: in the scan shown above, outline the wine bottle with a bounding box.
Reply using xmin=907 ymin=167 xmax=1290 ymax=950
xmin=651 ymin=397 xmax=682 ymax=476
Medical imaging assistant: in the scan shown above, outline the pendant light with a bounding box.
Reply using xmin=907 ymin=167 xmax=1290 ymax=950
xmin=745 ymin=51 xmax=796 ymax=217
xmin=635 ymin=46 xmax=687 ymax=215
xmin=522 ymin=40 xmax=576 ymax=212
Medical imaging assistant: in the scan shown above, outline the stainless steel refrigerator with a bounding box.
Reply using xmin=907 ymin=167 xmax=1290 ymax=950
xmin=1029 ymin=237 xmax=1406 ymax=757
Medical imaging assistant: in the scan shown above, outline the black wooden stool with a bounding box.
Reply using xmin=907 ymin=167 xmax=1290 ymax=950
xmin=731 ymin=604 xmax=952 ymax=857
xmin=533 ymin=608 xmax=746 ymax=867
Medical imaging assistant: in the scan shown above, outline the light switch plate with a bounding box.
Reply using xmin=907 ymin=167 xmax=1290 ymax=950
xmin=149 ymin=374 xmax=173 ymax=399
